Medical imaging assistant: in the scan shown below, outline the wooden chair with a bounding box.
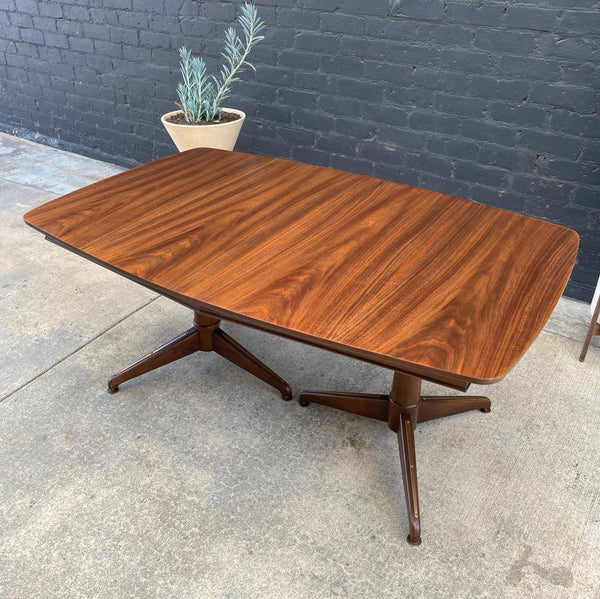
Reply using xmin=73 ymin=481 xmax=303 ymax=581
xmin=580 ymin=274 xmax=600 ymax=362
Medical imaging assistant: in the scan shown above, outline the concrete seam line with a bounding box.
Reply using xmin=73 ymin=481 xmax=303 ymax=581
xmin=0 ymin=296 xmax=159 ymax=404
xmin=0 ymin=174 xmax=64 ymax=196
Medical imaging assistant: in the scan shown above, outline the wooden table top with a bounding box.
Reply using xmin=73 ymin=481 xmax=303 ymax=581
xmin=24 ymin=149 xmax=578 ymax=386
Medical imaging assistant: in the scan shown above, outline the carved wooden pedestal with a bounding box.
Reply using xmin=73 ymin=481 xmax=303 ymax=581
xmin=299 ymin=373 xmax=491 ymax=546
xmin=108 ymin=310 xmax=292 ymax=400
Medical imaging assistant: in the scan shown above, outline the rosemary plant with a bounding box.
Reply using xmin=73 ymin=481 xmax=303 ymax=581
xmin=176 ymin=2 xmax=266 ymax=124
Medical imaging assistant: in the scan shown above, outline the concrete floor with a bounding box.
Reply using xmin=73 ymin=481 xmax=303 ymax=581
xmin=0 ymin=132 xmax=598 ymax=599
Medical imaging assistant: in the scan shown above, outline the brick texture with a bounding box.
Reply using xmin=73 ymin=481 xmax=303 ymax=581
xmin=0 ymin=0 xmax=598 ymax=299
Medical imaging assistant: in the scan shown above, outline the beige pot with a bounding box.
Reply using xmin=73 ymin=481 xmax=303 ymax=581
xmin=161 ymin=108 xmax=245 ymax=152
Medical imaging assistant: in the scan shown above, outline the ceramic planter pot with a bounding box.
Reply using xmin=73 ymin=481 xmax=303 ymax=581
xmin=161 ymin=108 xmax=246 ymax=152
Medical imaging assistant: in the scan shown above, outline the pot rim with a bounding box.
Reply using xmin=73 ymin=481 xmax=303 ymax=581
xmin=161 ymin=108 xmax=246 ymax=128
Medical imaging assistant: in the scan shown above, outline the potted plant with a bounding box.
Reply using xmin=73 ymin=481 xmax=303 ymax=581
xmin=161 ymin=2 xmax=265 ymax=152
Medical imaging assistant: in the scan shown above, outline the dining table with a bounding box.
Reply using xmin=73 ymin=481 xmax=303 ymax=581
xmin=24 ymin=148 xmax=579 ymax=545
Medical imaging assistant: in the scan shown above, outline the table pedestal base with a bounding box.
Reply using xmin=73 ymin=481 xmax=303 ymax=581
xmin=107 ymin=310 xmax=292 ymax=400
xmin=299 ymin=373 xmax=491 ymax=545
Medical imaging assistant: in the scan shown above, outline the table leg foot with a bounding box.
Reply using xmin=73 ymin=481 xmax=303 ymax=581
xmin=108 ymin=327 xmax=200 ymax=393
xmin=391 ymin=374 xmax=422 ymax=547
xmin=212 ymin=328 xmax=292 ymax=400
xmin=398 ymin=414 xmax=421 ymax=546
xmin=418 ymin=395 xmax=491 ymax=423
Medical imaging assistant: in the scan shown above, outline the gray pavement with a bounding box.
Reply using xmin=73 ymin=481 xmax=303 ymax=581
xmin=0 ymin=132 xmax=598 ymax=598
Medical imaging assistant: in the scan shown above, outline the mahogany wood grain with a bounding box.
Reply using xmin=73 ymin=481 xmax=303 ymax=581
xmin=24 ymin=148 xmax=579 ymax=386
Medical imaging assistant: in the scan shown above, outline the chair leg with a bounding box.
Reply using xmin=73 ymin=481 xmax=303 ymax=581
xmin=580 ymin=322 xmax=600 ymax=362
xmin=580 ymin=294 xmax=600 ymax=362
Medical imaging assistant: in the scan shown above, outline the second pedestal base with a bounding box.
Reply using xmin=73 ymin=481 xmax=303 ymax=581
xmin=299 ymin=375 xmax=491 ymax=545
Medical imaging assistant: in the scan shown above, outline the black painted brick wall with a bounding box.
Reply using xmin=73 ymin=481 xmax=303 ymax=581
xmin=0 ymin=0 xmax=598 ymax=300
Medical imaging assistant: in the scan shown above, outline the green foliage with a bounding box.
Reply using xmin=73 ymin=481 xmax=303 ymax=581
xmin=175 ymin=2 xmax=266 ymax=124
